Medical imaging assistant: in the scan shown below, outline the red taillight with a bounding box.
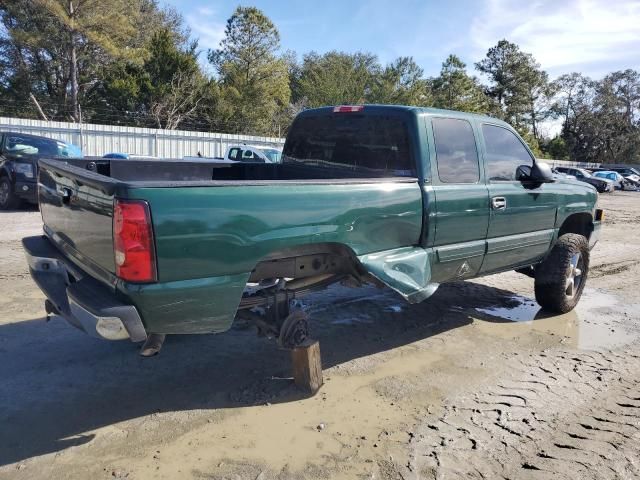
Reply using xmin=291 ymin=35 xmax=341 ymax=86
xmin=333 ymin=105 xmax=364 ymax=113
xmin=113 ymin=199 xmax=157 ymax=283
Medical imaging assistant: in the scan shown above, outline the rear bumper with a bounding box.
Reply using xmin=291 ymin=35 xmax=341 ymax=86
xmin=22 ymin=235 xmax=147 ymax=342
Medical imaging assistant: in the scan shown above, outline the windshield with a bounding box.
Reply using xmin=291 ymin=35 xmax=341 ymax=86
xmin=283 ymin=114 xmax=415 ymax=178
xmin=4 ymin=135 xmax=83 ymax=158
xmin=595 ymin=172 xmax=615 ymax=180
xmin=258 ymin=148 xmax=282 ymax=163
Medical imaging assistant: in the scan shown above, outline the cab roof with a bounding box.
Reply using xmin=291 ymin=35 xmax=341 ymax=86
xmin=300 ymin=104 xmax=511 ymax=128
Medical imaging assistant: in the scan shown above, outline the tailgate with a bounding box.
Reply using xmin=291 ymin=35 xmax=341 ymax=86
xmin=38 ymin=158 xmax=119 ymax=285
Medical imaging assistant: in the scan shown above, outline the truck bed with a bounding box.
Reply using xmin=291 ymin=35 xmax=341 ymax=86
xmin=56 ymin=157 xmax=403 ymax=186
xmin=36 ymin=157 xmax=425 ymax=335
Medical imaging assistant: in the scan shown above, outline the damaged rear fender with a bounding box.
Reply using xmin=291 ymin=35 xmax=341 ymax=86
xmin=358 ymin=246 xmax=439 ymax=303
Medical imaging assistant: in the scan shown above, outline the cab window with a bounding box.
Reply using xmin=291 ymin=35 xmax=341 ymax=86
xmin=482 ymin=124 xmax=533 ymax=181
xmin=242 ymin=149 xmax=257 ymax=160
xmin=432 ymin=117 xmax=480 ymax=183
xmin=228 ymin=148 xmax=241 ymax=160
xmin=283 ymin=114 xmax=415 ymax=178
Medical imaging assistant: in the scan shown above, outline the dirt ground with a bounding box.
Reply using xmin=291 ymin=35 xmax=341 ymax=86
xmin=1 ymin=193 xmax=639 ymax=480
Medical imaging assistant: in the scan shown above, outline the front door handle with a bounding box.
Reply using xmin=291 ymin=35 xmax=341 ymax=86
xmin=491 ymin=196 xmax=507 ymax=210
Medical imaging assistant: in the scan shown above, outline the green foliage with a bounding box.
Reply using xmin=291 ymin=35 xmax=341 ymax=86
xmin=431 ymin=54 xmax=493 ymax=113
xmin=517 ymin=128 xmax=543 ymax=158
xmin=368 ymin=57 xmax=431 ymax=105
xmin=552 ymin=70 xmax=640 ymax=164
xmin=0 ymin=0 xmax=186 ymax=122
xmin=99 ymin=29 xmax=206 ymax=129
xmin=208 ymin=6 xmax=290 ymax=135
xmin=476 ymin=40 xmax=552 ymax=138
xmin=293 ymin=51 xmax=379 ymax=107
xmin=0 ymin=2 xmax=638 ymax=160
xmin=542 ymin=136 xmax=570 ymax=160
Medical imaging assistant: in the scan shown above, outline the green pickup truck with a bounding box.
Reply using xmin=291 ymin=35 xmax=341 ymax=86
xmin=23 ymin=105 xmax=602 ymax=349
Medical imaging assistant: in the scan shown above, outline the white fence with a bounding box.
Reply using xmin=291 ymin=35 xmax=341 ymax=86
xmin=0 ymin=116 xmax=285 ymax=158
xmin=542 ymin=158 xmax=601 ymax=169
xmin=0 ymin=116 xmax=607 ymax=169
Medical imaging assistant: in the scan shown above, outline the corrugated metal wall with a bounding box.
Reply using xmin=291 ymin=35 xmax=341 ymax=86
xmin=0 ymin=117 xmax=285 ymax=158
xmin=543 ymin=159 xmax=601 ymax=168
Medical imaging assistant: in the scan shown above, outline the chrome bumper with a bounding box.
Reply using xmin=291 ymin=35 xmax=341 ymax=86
xmin=22 ymin=235 xmax=147 ymax=342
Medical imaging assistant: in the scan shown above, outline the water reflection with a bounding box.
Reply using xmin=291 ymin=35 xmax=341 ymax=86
xmin=472 ymin=288 xmax=638 ymax=351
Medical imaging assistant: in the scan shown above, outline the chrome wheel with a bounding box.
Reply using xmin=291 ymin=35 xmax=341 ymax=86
xmin=565 ymin=252 xmax=584 ymax=298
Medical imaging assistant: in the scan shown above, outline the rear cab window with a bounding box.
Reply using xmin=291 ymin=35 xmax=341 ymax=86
xmin=481 ymin=124 xmax=533 ymax=181
xmin=432 ymin=117 xmax=480 ymax=183
xmin=282 ymin=112 xmax=416 ymax=178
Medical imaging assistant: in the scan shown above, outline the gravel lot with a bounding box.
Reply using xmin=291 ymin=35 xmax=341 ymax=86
xmin=1 ymin=193 xmax=639 ymax=480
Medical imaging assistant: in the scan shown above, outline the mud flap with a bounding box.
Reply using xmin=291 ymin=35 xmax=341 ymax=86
xmin=358 ymin=247 xmax=439 ymax=304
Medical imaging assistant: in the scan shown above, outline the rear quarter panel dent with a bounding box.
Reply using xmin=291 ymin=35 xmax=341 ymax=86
xmin=133 ymin=182 xmax=424 ymax=283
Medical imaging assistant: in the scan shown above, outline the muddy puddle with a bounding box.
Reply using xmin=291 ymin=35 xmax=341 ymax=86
xmin=472 ymin=288 xmax=639 ymax=350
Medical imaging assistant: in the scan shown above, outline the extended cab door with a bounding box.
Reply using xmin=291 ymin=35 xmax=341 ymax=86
xmin=479 ymin=123 xmax=557 ymax=273
xmin=427 ymin=117 xmax=489 ymax=282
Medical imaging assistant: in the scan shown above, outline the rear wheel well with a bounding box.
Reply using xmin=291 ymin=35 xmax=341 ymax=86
xmin=558 ymin=213 xmax=593 ymax=240
xmin=248 ymin=242 xmax=366 ymax=283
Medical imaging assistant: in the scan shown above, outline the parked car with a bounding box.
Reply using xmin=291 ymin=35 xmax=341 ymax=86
xmin=551 ymin=167 xmax=575 ymax=180
xmin=0 ymin=132 xmax=83 ymax=209
xmin=593 ymin=171 xmax=630 ymax=190
xmin=554 ymin=166 xmax=614 ymax=192
xmin=23 ymin=105 xmax=601 ymax=353
xmin=607 ymin=166 xmax=640 ymax=177
xmin=604 ymin=167 xmax=640 ymax=188
xmin=103 ymin=153 xmax=130 ymax=159
xmin=184 ymin=145 xmax=283 ymax=164
xmin=227 ymin=144 xmax=282 ymax=163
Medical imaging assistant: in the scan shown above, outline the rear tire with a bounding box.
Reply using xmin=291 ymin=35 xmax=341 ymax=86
xmin=0 ymin=177 xmax=22 ymax=210
xmin=534 ymin=234 xmax=589 ymax=313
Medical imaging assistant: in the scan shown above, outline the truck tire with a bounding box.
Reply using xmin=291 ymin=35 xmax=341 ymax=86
xmin=534 ymin=234 xmax=589 ymax=313
xmin=0 ymin=176 xmax=21 ymax=210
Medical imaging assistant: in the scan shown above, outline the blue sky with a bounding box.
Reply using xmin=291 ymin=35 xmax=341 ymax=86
xmin=162 ymin=0 xmax=640 ymax=80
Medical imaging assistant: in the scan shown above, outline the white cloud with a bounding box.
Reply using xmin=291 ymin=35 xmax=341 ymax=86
xmin=470 ymin=0 xmax=640 ymax=78
xmin=185 ymin=7 xmax=225 ymax=53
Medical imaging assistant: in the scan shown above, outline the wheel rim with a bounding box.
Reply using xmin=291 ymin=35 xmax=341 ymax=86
xmin=565 ymin=252 xmax=584 ymax=298
xmin=0 ymin=181 xmax=9 ymax=205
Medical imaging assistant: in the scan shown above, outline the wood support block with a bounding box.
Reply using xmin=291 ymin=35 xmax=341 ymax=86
xmin=291 ymin=339 xmax=323 ymax=394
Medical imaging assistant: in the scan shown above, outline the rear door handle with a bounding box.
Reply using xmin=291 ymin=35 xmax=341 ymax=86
xmin=491 ymin=196 xmax=507 ymax=210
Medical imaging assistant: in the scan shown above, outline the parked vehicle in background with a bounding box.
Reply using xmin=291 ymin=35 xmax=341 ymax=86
xmin=607 ymin=166 xmax=640 ymax=177
xmin=226 ymin=144 xmax=282 ymax=163
xmin=103 ymin=153 xmax=161 ymax=160
xmin=554 ymin=166 xmax=614 ymax=193
xmin=603 ymin=167 xmax=640 ymax=189
xmin=0 ymin=132 xmax=83 ymax=209
xmin=552 ymin=167 xmax=575 ymax=180
xmin=184 ymin=145 xmax=283 ymax=164
xmin=23 ymin=105 xmax=601 ymax=351
xmin=593 ymin=171 xmax=630 ymax=190
xmin=624 ymin=175 xmax=640 ymax=188
xmin=103 ymin=153 xmax=130 ymax=159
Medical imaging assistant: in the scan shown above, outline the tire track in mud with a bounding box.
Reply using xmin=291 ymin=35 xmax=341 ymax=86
xmin=590 ymin=259 xmax=640 ymax=278
xmin=411 ymin=348 xmax=640 ymax=480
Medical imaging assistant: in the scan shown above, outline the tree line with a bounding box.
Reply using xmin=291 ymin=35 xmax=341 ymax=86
xmin=1 ymin=1 xmax=639 ymax=163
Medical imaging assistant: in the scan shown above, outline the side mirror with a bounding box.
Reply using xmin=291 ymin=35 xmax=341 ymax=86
xmin=517 ymin=162 xmax=554 ymax=184
xmin=515 ymin=165 xmax=532 ymax=181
